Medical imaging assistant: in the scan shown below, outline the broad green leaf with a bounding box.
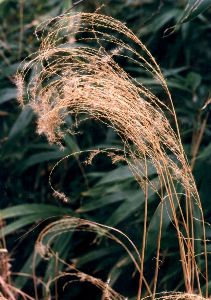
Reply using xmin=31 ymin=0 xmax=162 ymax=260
xmin=186 ymin=72 xmax=201 ymax=91
xmin=78 ymin=191 xmax=125 ymax=212
xmin=63 ymin=0 xmax=72 ymax=11
xmin=2 ymin=63 xmax=20 ymax=78
xmin=105 ymin=191 xmax=145 ymax=226
xmin=81 ymin=184 xmax=129 ymax=200
xmin=163 ymin=66 xmax=188 ymax=77
xmin=8 ymin=106 xmax=33 ymax=139
xmin=138 ymin=9 xmax=180 ymax=35
xmin=15 ymin=253 xmax=42 ymax=289
xmin=28 ymin=143 xmax=59 ymax=150
xmin=1 ymin=205 xmax=74 ymax=237
xmin=136 ymin=77 xmax=190 ymax=91
xmin=106 ymin=178 xmax=158 ymax=226
xmin=1 ymin=204 xmax=69 ymax=220
xmin=178 ymin=0 xmax=211 ymax=24
xmin=64 ymin=134 xmax=80 ymax=152
xmin=2 ymin=215 xmax=48 ymax=237
xmin=0 ymin=88 xmax=17 ymax=104
xmin=18 ymin=148 xmax=70 ymax=172
xmin=109 ymin=256 xmax=132 ymax=285
xmin=44 ymin=232 xmax=73 ymax=283
xmin=146 ymin=186 xmax=184 ymax=259
xmin=96 ymin=165 xmax=134 ymax=186
xmin=75 ymin=246 xmax=118 ymax=267
xmin=97 ymin=162 xmax=156 ymax=186
xmin=197 ymin=142 xmax=211 ymax=160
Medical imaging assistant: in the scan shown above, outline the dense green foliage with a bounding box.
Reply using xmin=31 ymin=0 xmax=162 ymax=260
xmin=1 ymin=1 xmax=211 ymax=299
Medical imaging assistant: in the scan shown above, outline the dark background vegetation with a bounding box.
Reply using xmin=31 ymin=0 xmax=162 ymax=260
xmin=1 ymin=1 xmax=211 ymax=299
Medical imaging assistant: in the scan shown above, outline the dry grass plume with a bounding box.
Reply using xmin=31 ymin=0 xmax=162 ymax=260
xmin=16 ymin=12 xmax=209 ymax=300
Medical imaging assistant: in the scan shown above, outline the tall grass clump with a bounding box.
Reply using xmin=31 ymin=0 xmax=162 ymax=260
xmin=16 ymin=12 xmax=209 ymax=300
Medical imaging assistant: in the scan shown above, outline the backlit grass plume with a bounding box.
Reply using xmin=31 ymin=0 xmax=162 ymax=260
xmin=16 ymin=12 xmax=208 ymax=299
